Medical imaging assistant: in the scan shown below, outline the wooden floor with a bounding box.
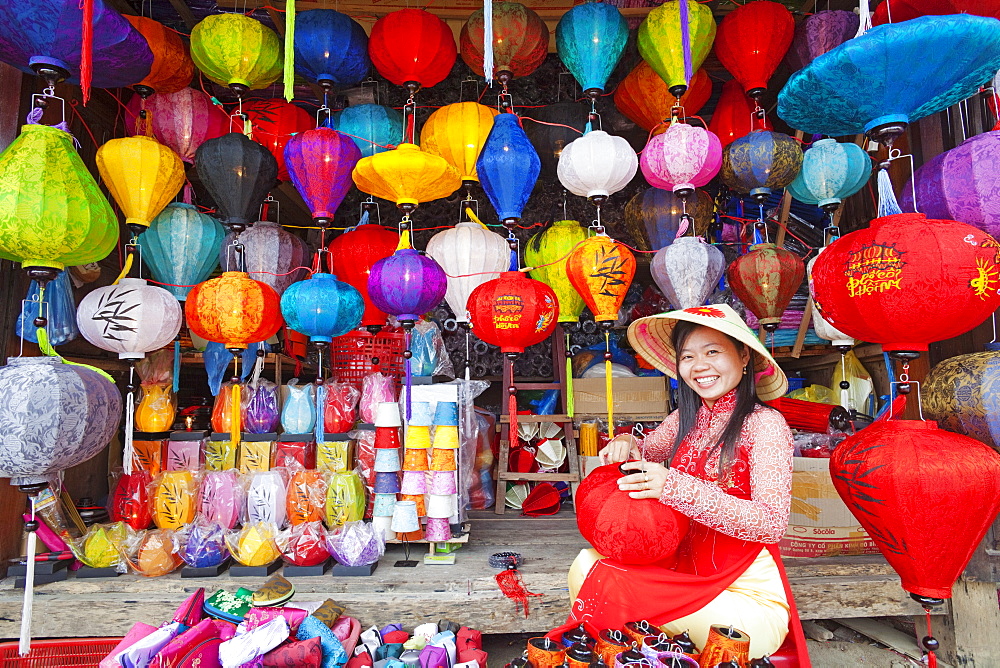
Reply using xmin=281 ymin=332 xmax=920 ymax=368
xmin=0 ymin=511 xmax=932 ymax=639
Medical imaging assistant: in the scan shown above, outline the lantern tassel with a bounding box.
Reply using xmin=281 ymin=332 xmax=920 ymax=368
xmin=508 ymin=357 xmax=519 ymax=451
xmin=483 ymin=0 xmax=494 ymax=87
xmin=80 ymin=0 xmax=94 ymax=104
xmin=113 ymin=252 xmax=135 ymax=285
xmin=405 ymin=330 xmax=413 ymax=421
xmin=173 ymin=340 xmax=181 ymax=395
xmin=925 ymin=611 xmax=938 ymax=668
xmin=18 ymin=498 xmax=37 ymax=656
xmin=855 ymin=0 xmax=872 ymax=37
xmin=35 ymin=326 xmax=114 ymax=382
xmin=877 ymin=167 xmax=903 ymax=218
xmin=566 ymin=334 xmax=575 ymax=418
xmin=123 ymin=364 xmax=136 ymax=476
xmin=230 ymin=382 xmax=241 ymax=451
xmin=283 ymin=0 xmax=296 ymax=102
xmin=679 ymin=0 xmax=693 ymax=87
xmin=495 ymin=567 xmax=540 ymax=617
xmin=605 ymin=331 xmax=613 ymax=440
xmin=315 ymin=382 xmax=326 ymax=444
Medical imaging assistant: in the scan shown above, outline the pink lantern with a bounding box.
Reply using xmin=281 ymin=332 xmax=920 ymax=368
xmin=126 ymin=88 xmax=230 ymax=163
xmin=640 ymin=122 xmax=722 ymax=197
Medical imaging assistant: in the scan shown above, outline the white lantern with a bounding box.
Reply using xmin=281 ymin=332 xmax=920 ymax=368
xmin=425 ymin=221 xmax=510 ymax=322
xmin=77 ymin=278 xmax=183 ymax=360
xmin=557 ymin=130 xmax=638 ymax=199
xmin=651 ymin=237 xmax=725 ymax=309
xmin=807 ymin=250 xmax=853 ymax=348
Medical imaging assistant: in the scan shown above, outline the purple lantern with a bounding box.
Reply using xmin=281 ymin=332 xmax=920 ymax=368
xmin=367 ymin=247 xmax=447 ymax=324
xmin=0 ymin=0 xmax=153 ymax=88
xmin=284 ymin=127 xmax=363 ymax=227
xmin=901 ymin=131 xmax=1000 ymax=239
xmin=785 ymin=10 xmax=859 ymax=72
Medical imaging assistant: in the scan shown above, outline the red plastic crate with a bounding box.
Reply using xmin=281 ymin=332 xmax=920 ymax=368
xmin=0 ymin=637 xmax=123 ymax=667
xmin=331 ymin=329 xmax=405 ymax=391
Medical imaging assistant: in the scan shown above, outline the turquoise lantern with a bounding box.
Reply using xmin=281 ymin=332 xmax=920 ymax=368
xmin=324 ymin=104 xmax=403 ymax=158
xmin=476 ymin=113 xmax=541 ymax=226
xmin=139 ymin=202 xmax=226 ymax=301
xmin=787 ymin=138 xmax=871 ymax=212
xmin=280 ymin=273 xmax=364 ymax=344
xmin=556 ymin=2 xmax=628 ymax=97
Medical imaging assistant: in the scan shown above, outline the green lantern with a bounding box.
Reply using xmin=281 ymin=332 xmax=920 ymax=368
xmin=637 ymin=0 xmax=717 ymax=99
xmin=524 ymin=219 xmax=593 ymax=323
xmin=190 ymin=14 xmax=282 ymax=96
xmin=0 ymin=124 xmax=117 ymax=282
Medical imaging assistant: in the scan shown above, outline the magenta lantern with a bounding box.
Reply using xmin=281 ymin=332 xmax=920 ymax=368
xmin=284 ymin=127 xmax=362 ymax=227
xmin=126 ymin=88 xmax=229 ymax=163
xmin=640 ymin=122 xmax=722 ymax=197
xmin=368 ymin=242 xmax=447 ymax=325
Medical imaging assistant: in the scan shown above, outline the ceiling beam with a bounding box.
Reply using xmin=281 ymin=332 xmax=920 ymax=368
xmin=167 ymin=0 xmax=198 ymax=30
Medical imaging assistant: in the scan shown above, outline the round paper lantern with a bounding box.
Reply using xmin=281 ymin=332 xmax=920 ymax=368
xmin=873 ymin=0 xmax=1000 ymax=25
xmin=525 ymin=220 xmax=592 ymax=323
xmin=637 ymin=0 xmax=717 ymax=97
xmin=558 ymin=131 xmax=638 ymax=200
xmin=368 ymin=9 xmax=456 ymax=90
xmin=281 ymin=273 xmax=364 ymax=344
xmin=576 ymin=463 xmax=690 ymax=565
xmin=285 ymin=127 xmax=362 ymax=226
xmin=624 ymin=188 xmax=714 ymax=252
xmin=556 ymin=2 xmax=629 ymax=96
xmin=460 ymin=2 xmax=549 ymax=80
xmin=124 ymin=15 xmax=194 ymax=96
xmin=426 ymin=222 xmax=510 ymax=323
xmin=566 ymin=234 xmax=637 ymax=323
xmin=368 ymin=248 xmax=448 ymax=323
xmin=77 ymin=279 xmax=183 ymax=360
xmin=727 ymin=243 xmax=805 ymax=331
xmin=420 ymin=102 xmax=498 ymax=184
xmin=140 ymin=203 xmax=225 ymax=301
xmin=0 ymin=356 xmax=122 ymax=485
xmin=523 ymin=101 xmax=590 ymax=181
xmin=185 ymin=272 xmax=283 ymax=351
xmin=190 ymin=13 xmax=282 ymax=94
xmin=806 ymin=249 xmax=853 ymax=348
xmin=831 ymin=420 xmax=1000 ymax=600
xmin=326 ymin=104 xmax=403 ymax=159
xmin=615 ymin=63 xmax=712 ymax=133
xmin=714 ymin=0 xmax=794 ymax=99
xmin=811 ymin=213 xmax=1000 ymax=353
xmin=328 ymin=221 xmax=399 ymax=329
xmin=925 ymin=343 xmax=1000 ymax=450
xmin=640 ymin=122 xmax=722 ymax=196
xmin=294 ymin=9 xmax=370 ymax=91
xmin=467 ymin=272 xmax=559 ymax=353
xmin=721 ymin=130 xmax=803 ymax=202
xmin=0 ymin=124 xmax=117 ymax=279
xmin=352 ymin=143 xmax=462 ymax=210
xmin=652 ymin=237 xmax=725 ymax=310
xmin=96 ymin=135 xmax=186 ymax=233
xmin=195 ymin=133 xmax=279 ymax=232
xmin=220 ymin=220 xmax=310 ymax=296
xmin=785 ymin=10 xmax=859 ymax=72
xmin=240 ymin=99 xmax=315 ymax=183
xmin=125 ymin=88 xmax=229 ymax=164
xmin=477 ymin=113 xmax=541 ymax=224
xmin=787 ymin=138 xmax=871 ymax=212
xmin=111 ymin=470 xmax=153 ymax=531
xmin=708 ymin=79 xmax=774 ymax=149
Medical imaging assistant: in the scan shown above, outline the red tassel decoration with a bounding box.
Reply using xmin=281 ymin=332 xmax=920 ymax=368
xmin=495 ymin=567 xmax=541 ymax=617
xmin=508 ymin=357 xmax=519 ymax=452
xmin=80 ymin=0 xmax=94 ymax=104
xmin=924 ymin=611 xmax=938 ymax=668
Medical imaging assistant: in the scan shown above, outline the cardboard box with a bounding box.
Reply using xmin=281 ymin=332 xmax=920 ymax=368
xmin=572 ymin=376 xmax=669 ymax=418
xmin=780 ymin=456 xmax=880 ymax=558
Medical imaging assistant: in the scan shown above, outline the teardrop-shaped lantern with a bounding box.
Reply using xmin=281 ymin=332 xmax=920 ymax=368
xmin=640 ymin=121 xmax=722 ymax=196
xmin=787 ymin=138 xmax=871 ymax=212
xmin=637 ymin=0 xmax=717 ymax=97
xmin=220 ymin=221 xmax=310 ymax=296
xmin=281 ymin=273 xmax=365 ymax=344
xmin=328 ymin=220 xmax=400 ymax=329
xmin=525 ymin=220 xmax=593 ymax=323
xmin=556 ymin=2 xmax=628 ymax=96
xmin=468 ymin=272 xmax=559 ymax=353
xmin=420 ymin=102 xmax=498 ymax=185
xmin=185 ymin=272 xmax=283 ymax=350
xmin=708 ymin=79 xmax=774 ymax=148
xmin=614 ymin=63 xmax=711 ymax=132
xmin=96 ymin=135 xmax=185 ymax=233
xmin=195 ymin=133 xmax=278 ymax=232
xmin=240 ymin=99 xmax=315 ymax=183
xmin=139 ymin=203 xmax=225 ymax=301
xmin=426 ymin=221 xmax=510 ymax=322
xmin=352 ymin=143 xmax=462 ymax=210
xmin=368 ymin=9 xmax=456 ymax=90
xmin=625 ymin=188 xmax=714 ymax=252
xmin=124 ymin=15 xmax=194 ymax=96
xmin=294 ymin=9 xmax=370 ymax=91
xmin=727 ymin=243 xmax=805 ymax=331
xmin=190 ymin=13 xmax=283 ymax=95
xmin=558 ymin=130 xmax=638 ymax=200
xmin=126 ymin=88 xmax=229 ymax=164
xmin=806 ymin=249 xmax=853 ymax=348
xmin=522 ymin=101 xmax=590 ymax=181
xmin=368 ymin=246 xmax=448 ymax=324
xmin=325 ymin=104 xmax=403 ymax=159
xmin=285 ymin=127 xmax=362 ymax=227
xmin=714 ymin=0 xmax=794 ymax=99
xmin=566 ymin=233 xmax=637 ymax=322
xmin=785 ymin=10 xmax=859 ymax=72
xmin=721 ymin=130 xmax=803 ymax=202
xmin=476 ymin=113 xmax=541 ymax=224
xmin=651 ymin=237 xmax=726 ymax=309
xmin=77 ymin=279 xmax=182 ymax=360
xmin=461 ymin=2 xmax=549 ymax=80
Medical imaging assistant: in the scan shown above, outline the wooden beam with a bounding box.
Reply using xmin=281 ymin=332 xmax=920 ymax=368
xmin=791 ymin=298 xmax=812 ymax=358
xmin=103 ymin=0 xmax=138 ymax=15
xmin=167 ymin=0 xmax=198 ymax=30
xmin=931 ymin=579 xmax=1000 ymax=667
xmin=774 ymin=130 xmax=805 ymax=248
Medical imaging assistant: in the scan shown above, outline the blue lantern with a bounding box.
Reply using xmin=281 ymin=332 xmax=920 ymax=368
xmin=16 ymin=270 xmax=78 ymax=346
xmin=476 ymin=113 xmax=541 ymax=224
xmin=324 ymin=104 xmax=403 ymax=158
xmin=280 ymin=273 xmax=364 ymax=344
xmin=778 ymin=15 xmax=1000 ymax=144
xmin=787 ymin=138 xmax=871 ymax=212
xmin=294 ymin=9 xmax=370 ymax=90
xmin=139 ymin=203 xmax=226 ymax=301
xmin=556 ymin=2 xmax=628 ymax=96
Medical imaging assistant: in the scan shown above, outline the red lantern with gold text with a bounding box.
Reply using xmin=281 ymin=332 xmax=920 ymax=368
xmin=714 ymin=0 xmax=795 ymax=100
xmin=328 ymin=218 xmax=400 ymax=331
xmin=185 ymin=272 xmax=282 ymax=351
xmin=125 ymin=16 xmax=194 ymax=97
xmin=368 ymin=9 xmax=456 ymax=92
xmin=708 ymin=79 xmax=773 ymax=148
xmin=727 ymin=243 xmax=805 ymax=331
xmin=811 ymin=213 xmax=1000 ymax=355
xmin=614 ymin=63 xmax=712 ymax=133
xmin=240 ymin=99 xmax=315 ymax=182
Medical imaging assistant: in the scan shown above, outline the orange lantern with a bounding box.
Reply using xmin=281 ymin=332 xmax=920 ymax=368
xmin=125 ymin=16 xmax=195 ymax=96
xmin=566 ymin=233 xmax=636 ymax=323
xmin=614 ymin=63 xmax=712 ymax=132
xmin=185 ymin=271 xmax=282 ymax=351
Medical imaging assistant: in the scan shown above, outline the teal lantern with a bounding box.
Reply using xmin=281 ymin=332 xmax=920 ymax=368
xmin=280 ymin=273 xmax=364 ymax=344
xmin=787 ymin=138 xmax=871 ymax=212
xmin=139 ymin=202 xmax=226 ymax=301
xmin=721 ymin=130 xmax=803 ymax=203
xmin=556 ymin=2 xmax=628 ymax=97
xmin=324 ymin=104 xmax=403 ymax=158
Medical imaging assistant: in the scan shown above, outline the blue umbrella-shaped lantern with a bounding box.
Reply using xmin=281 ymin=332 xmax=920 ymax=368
xmin=787 ymin=138 xmax=871 ymax=213
xmin=556 ymin=2 xmax=629 ymax=99
xmin=294 ymin=9 xmax=370 ymax=94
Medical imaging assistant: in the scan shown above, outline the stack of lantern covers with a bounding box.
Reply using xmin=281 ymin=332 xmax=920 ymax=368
xmin=100 ymin=585 xmax=488 ymax=668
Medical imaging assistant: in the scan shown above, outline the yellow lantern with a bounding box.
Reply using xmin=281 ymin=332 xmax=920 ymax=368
xmin=352 ymin=143 xmax=462 ymax=211
xmin=189 ymin=13 xmax=283 ymax=95
xmin=420 ymin=102 xmax=499 ymax=185
xmin=96 ymin=136 xmax=185 ymax=234
xmin=637 ymin=0 xmax=717 ymax=98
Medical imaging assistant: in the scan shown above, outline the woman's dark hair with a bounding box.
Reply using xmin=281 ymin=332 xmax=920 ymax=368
xmin=667 ymin=320 xmax=770 ymax=476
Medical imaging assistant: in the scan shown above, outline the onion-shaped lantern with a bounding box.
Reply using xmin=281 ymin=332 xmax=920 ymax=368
xmin=352 ymin=143 xmax=462 ymax=213
xmin=125 ymin=88 xmax=229 ymax=164
xmin=525 ymin=220 xmax=592 ymax=323
xmin=614 ymin=64 xmax=712 ymax=132
xmin=284 ymin=127 xmax=362 ymax=227
xmin=195 ymin=133 xmax=278 ymax=233
xmin=294 ymin=9 xmax=370 ymax=92
xmin=468 ymin=272 xmax=559 ymax=353
xmin=625 ymin=188 xmax=714 ymax=252
xmin=556 ymin=2 xmax=628 ymax=98
xmin=426 ymin=221 xmax=510 ymax=323
xmin=786 ymin=10 xmax=859 ymax=72
xmin=636 ymin=0 xmax=717 ymax=98
xmin=220 ymin=221 xmax=310 ymax=297
xmin=639 ymin=122 xmax=722 ymax=197
xmin=558 ymin=130 xmax=638 ymax=204
xmin=925 ymin=343 xmax=1000 ymax=450
xmin=190 ymin=13 xmax=282 ymax=96
xmin=787 ymin=138 xmax=871 ymax=212
xmin=420 ymin=102 xmax=498 ymax=186
xmin=139 ymin=203 xmax=225 ymax=301
xmin=280 ymin=273 xmax=364 ymax=344
xmin=367 ymin=240 xmax=448 ymax=326
xmin=476 ymin=113 xmax=541 ymax=226
xmin=325 ymin=104 xmax=403 ymax=159
xmin=328 ymin=219 xmax=399 ymax=330
xmin=77 ymin=279 xmax=183 ymax=360
xmin=566 ymin=233 xmax=636 ymax=324
xmin=651 ymin=237 xmax=725 ymax=309
xmin=714 ymin=0 xmax=794 ymax=100
xmin=368 ymin=9 xmax=456 ymax=92
xmin=96 ymin=135 xmax=186 ymax=234
xmin=124 ymin=16 xmax=193 ymax=97
xmin=721 ymin=130 xmax=803 ymax=203
xmin=708 ymin=79 xmax=774 ymax=148
xmin=727 ymin=243 xmax=805 ymax=331
xmin=185 ymin=272 xmax=283 ymax=351
xmin=240 ymin=99 xmax=315 ymax=183
xmin=461 ymin=2 xmax=549 ymax=82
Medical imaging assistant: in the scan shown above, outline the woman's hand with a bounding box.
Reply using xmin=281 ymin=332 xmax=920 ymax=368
xmin=599 ymin=434 xmax=641 ymax=465
xmin=618 ymin=460 xmax=669 ymax=500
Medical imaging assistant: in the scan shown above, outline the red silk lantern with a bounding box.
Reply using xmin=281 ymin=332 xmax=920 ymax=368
xmin=708 ymin=79 xmax=773 ymax=148
xmin=328 ymin=221 xmax=400 ymax=329
xmin=714 ymin=0 xmax=794 ymax=99
xmin=566 ymin=234 xmax=636 ymax=323
xmin=614 ymin=63 xmax=712 ymax=133
xmin=185 ymin=272 xmax=282 ymax=350
xmin=811 ymin=213 xmax=1000 ymax=353
xmin=125 ymin=87 xmax=229 ymax=163
xmin=368 ymin=9 xmax=456 ymax=90
xmin=125 ymin=16 xmax=194 ymax=96
xmin=831 ymin=419 xmax=1000 ymax=599
xmin=460 ymin=2 xmax=549 ymax=80
xmin=873 ymin=0 xmax=1000 ymax=25
xmin=727 ymin=243 xmax=805 ymax=331
xmin=467 ymin=271 xmax=559 ymax=354
xmin=240 ymin=99 xmax=315 ymax=182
